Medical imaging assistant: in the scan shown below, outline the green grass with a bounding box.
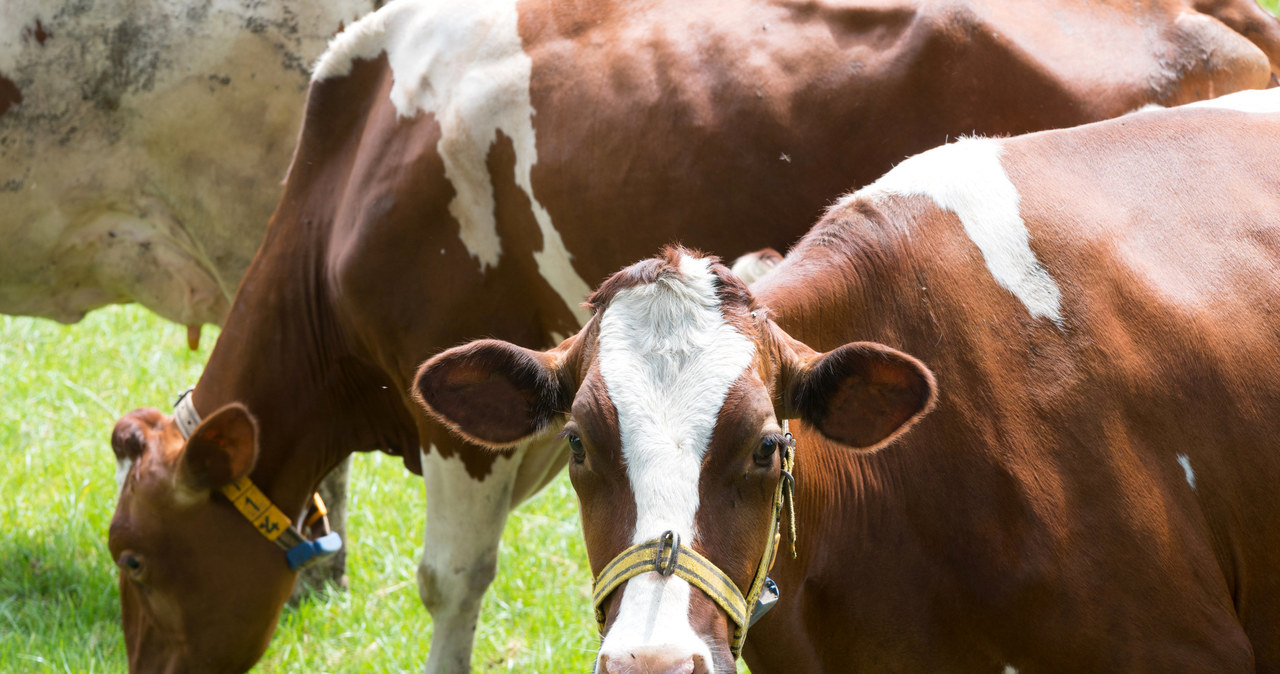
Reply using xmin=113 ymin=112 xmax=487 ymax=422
xmin=1265 ymin=0 xmax=1279 ymax=16
xmin=0 ymin=305 xmax=597 ymax=672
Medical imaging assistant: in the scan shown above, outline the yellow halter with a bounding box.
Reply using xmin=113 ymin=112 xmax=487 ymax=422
xmin=174 ymin=390 xmax=342 ymax=570
xmin=591 ymin=423 xmax=797 ymax=658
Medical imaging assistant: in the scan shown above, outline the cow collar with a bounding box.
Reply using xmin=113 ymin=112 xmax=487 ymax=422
xmin=173 ymin=390 xmax=342 ymax=571
xmin=590 ymin=421 xmax=798 ymax=658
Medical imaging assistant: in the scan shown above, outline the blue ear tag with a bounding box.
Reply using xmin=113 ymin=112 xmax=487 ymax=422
xmin=748 ymin=577 xmax=780 ymax=627
xmin=286 ymin=532 xmax=344 ymax=570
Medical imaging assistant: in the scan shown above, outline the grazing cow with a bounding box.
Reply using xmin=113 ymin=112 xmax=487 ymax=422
xmin=415 ymin=89 xmax=1280 ymax=673
xmin=0 ymin=0 xmax=376 ymax=329
xmin=107 ymin=0 xmax=1280 ymax=671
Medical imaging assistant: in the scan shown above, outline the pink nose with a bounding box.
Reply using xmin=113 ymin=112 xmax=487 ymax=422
xmin=598 ymin=650 xmax=708 ymax=674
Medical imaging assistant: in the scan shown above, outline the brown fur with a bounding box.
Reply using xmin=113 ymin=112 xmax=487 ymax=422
xmin=419 ymin=102 xmax=1280 ymax=671
xmin=741 ymin=104 xmax=1280 ymax=671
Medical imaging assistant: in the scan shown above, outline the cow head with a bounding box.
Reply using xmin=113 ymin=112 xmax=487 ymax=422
xmin=108 ymin=403 xmax=294 ymax=673
xmin=414 ymin=249 xmax=936 ymax=673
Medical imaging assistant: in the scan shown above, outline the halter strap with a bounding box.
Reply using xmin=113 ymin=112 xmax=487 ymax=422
xmin=590 ymin=423 xmax=797 ymax=657
xmin=174 ymin=390 xmax=342 ymax=570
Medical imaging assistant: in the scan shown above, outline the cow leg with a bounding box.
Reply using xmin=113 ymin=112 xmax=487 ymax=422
xmin=417 ymin=442 xmax=527 ymax=674
xmin=291 ymin=456 xmax=351 ymax=601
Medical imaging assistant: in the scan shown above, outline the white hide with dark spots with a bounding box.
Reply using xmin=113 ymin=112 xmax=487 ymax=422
xmin=0 ymin=0 xmax=374 ymax=325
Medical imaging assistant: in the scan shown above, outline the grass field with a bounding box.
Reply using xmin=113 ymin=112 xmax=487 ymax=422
xmin=0 ymin=305 xmax=598 ymax=672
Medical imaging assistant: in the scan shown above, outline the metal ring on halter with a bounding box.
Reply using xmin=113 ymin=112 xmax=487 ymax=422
xmin=656 ymin=530 xmax=681 ymax=577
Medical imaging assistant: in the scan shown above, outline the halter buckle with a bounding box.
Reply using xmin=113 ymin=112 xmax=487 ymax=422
xmin=656 ymin=530 xmax=681 ymax=576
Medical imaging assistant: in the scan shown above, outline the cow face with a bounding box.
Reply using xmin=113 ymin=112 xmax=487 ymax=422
xmin=414 ymin=250 xmax=936 ymax=673
xmin=109 ymin=404 xmax=293 ymax=673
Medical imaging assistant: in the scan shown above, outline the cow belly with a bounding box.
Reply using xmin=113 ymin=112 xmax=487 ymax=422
xmin=0 ymin=0 xmax=375 ymax=324
xmin=0 ymin=207 xmax=229 ymax=324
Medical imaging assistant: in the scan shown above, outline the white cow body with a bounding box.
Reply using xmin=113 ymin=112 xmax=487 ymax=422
xmin=0 ymin=0 xmax=376 ymax=325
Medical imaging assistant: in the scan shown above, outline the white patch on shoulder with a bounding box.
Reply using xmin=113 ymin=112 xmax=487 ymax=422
xmin=312 ymin=0 xmax=591 ymax=324
xmin=1002 ymin=666 xmax=1019 ymax=674
xmin=311 ymin=8 xmax=389 ymax=81
xmin=1186 ymin=88 xmax=1280 ymax=114
xmin=852 ymin=137 xmax=1064 ymax=325
xmin=1177 ymin=454 xmax=1196 ymax=490
xmin=1126 ymin=103 xmax=1166 ymax=115
xmin=594 ymin=254 xmax=756 ymax=667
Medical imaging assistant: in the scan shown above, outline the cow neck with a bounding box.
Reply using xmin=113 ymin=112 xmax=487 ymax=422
xmin=190 ymin=242 xmax=402 ymax=520
xmin=752 ymin=205 xmax=904 ymax=352
xmin=751 ymin=202 xmax=921 ymax=592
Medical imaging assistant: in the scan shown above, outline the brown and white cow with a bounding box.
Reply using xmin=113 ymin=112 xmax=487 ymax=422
xmin=107 ymin=0 xmax=1280 ymax=671
xmin=416 ymin=89 xmax=1280 ymax=672
xmin=0 ymin=0 xmax=376 ymax=328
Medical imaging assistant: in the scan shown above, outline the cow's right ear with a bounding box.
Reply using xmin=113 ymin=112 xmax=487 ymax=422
xmin=780 ymin=340 xmax=936 ymax=452
xmin=414 ymin=339 xmax=571 ymax=448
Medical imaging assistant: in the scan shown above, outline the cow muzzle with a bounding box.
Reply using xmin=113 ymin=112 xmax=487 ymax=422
xmin=591 ymin=427 xmax=796 ymax=660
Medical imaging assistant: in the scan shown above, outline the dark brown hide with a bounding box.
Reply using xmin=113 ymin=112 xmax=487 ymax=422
xmin=741 ymin=105 xmax=1280 ymax=671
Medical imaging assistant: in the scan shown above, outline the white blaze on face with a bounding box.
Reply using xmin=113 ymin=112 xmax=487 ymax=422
xmin=595 ymin=255 xmax=756 ymax=665
xmin=313 ymin=0 xmax=592 ymax=324
xmin=851 ymin=137 xmax=1065 ymax=326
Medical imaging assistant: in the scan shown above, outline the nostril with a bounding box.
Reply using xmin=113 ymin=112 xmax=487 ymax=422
xmin=597 ymin=652 xmax=697 ymax=674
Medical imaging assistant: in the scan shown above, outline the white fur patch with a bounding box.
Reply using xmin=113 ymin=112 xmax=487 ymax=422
xmin=417 ymin=443 xmax=522 ymax=673
xmin=1186 ymin=88 xmax=1280 ymax=114
xmin=114 ymin=457 xmax=133 ymax=496
xmin=1002 ymin=666 xmax=1019 ymax=674
xmin=853 ymin=138 xmax=1064 ymax=325
xmin=1177 ymin=454 xmax=1196 ymax=490
xmin=594 ymin=254 xmax=756 ymax=666
xmin=313 ymin=0 xmax=591 ymax=323
xmin=730 ymin=250 xmax=781 ymax=285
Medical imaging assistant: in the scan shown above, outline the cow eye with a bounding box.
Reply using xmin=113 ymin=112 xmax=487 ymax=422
xmin=754 ymin=437 xmax=779 ymax=467
xmin=119 ymin=552 xmax=146 ymax=581
xmin=567 ymin=434 xmax=585 ymax=462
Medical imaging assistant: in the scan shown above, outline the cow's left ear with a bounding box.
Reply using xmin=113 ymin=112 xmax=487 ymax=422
xmin=783 ymin=341 xmax=936 ymax=451
xmin=179 ymin=403 xmax=260 ymax=492
xmin=414 ymin=339 xmax=572 ymax=448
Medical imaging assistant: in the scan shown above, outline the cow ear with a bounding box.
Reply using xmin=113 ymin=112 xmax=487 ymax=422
xmin=179 ymin=403 xmax=260 ymax=492
xmin=784 ymin=342 xmax=936 ymax=451
xmin=414 ymin=339 xmax=570 ymax=448
xmin=112 ymin=408 xmax=165 ymax=463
